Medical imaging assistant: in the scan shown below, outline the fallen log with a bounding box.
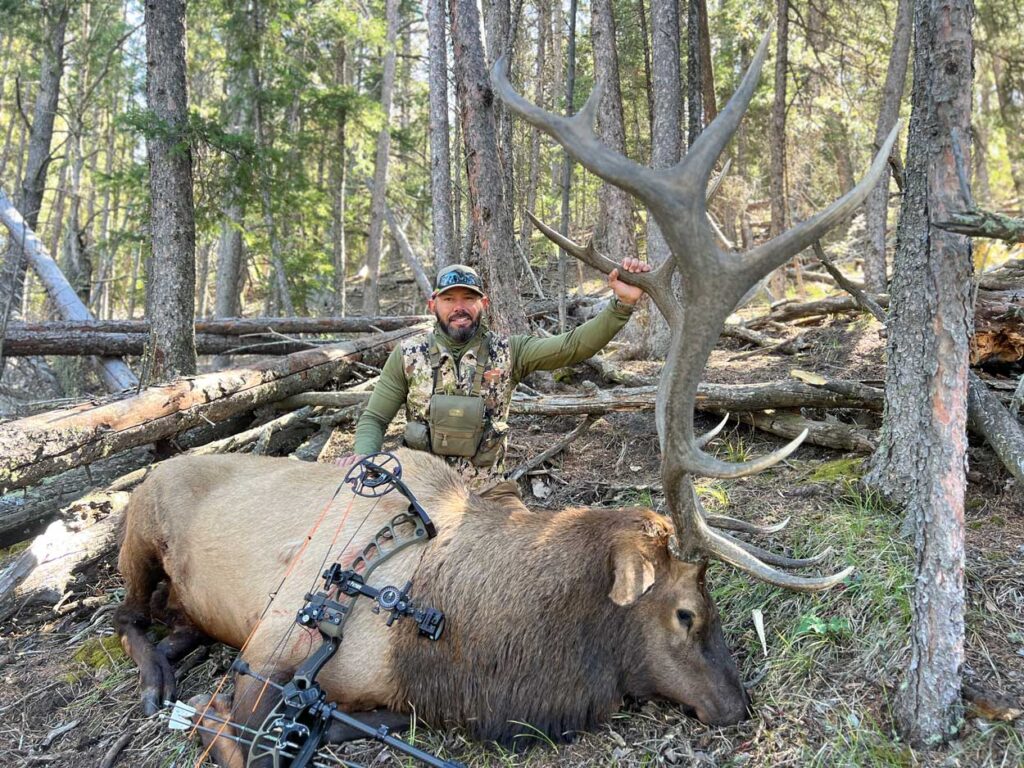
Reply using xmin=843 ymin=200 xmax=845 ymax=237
xmin=0 ymin=491 xmax=129 ymax=610
xmin=968 ymin=371 xmax=1024 ymax=486
xmin=972 ymin=289 xmax=1024 ymax=366
xmin=1 ymin=329 xmax=324 ymax=356
xmin=277 ymin=379 xmax=887 ymax=416
xmin=731 ymin=411 xmax=877 ymax=453
xmin=0 ymin=326 xmax=422 ymax=492
xmin=511 ymin=379 xmax=885 ymax=416
xmin=8 ymin=316 xmax=432 ymax=335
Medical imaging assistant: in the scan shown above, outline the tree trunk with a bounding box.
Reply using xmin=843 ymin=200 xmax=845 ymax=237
xmin=0 ymin=2 xmax=69 ymax=378
xmin=331 ymin=41 xmax=349 ymax=313
xmin=557 ymin=0 xmax=579 ymax=332
xmin=768 ymin=0 xmax=789 ymax=298
xmin=686 ymin=0 xmax=703 ymax=145
xmin=590 ymin=0 xmax=637 ymax=267
xmin=449 ymin=0 xmax=528 ymax=332
xmin=697 ymin=0 xmax=716 ymax=124
xmin=482 ymin=0 xmax=514 ymax=216
xmin=214 ymin=25 xmax=250 ymax=322
xmin=644 ymin=0 xmax=682 ymax=356
xmin=865 ymin=0 xmax=974 ymax=745
xmin=362 ymin=0 xmax=400 ymax=316
xmin=862 ymin=0 xmax=912 ymax=293
xmin=143 ymin=0 xmax=197 ymax=383
xmin=519 ymin=0 xmax=549 ymax=264
xmin=426 ymin=0 xmax=455 ymax=272
xmin=989 ymin=59 xmax=1024 ymax=211
xmin=251 ymin=4 xmax=294 ymax=317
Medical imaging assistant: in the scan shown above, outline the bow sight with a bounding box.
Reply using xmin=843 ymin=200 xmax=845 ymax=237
xmin=199 ymin=453 xmax=462 ymax=768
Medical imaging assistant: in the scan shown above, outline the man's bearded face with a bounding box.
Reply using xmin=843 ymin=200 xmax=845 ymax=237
xmin=432 ymin=287 xmax=486 ymax=343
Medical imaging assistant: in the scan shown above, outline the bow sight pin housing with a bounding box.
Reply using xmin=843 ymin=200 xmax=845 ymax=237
xmin=320 ymin=566 xmax=445 ymax=641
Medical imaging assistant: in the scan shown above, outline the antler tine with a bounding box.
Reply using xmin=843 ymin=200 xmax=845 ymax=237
xmin=721 ymin=533 xmax=835 ymax=569
xmin=707 ymin=513 xmax=790 ymax=535
xmin=695 ymin=413 xmax=730 ymax=448
xmin=526 ymin=211 xmax=681 ymax=323
xmin=492 ymin=56 xmax=680 ymax=212
xmin=676 ymin=28 xmax=773 ymax=189
xmin=669 ymin=483 xmax=853 ymax=592
xmin=744 ymin=122 xmax=902 ymax=279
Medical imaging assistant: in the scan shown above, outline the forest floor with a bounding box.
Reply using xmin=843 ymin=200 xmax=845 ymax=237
xmin=1 ymin=311 xmax=1022 ymax=767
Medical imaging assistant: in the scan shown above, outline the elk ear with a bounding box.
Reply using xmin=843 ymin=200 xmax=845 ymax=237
xmin=609 ymin=542 xmax=657 ymax=607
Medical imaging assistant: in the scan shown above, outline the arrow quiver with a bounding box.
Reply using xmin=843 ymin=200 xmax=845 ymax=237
xmin=234 ymin=453 xmax=462 ymax=768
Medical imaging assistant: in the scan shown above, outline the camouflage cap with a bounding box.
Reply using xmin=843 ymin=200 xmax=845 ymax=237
xmin=434 ymin=264 xmax=486 ymax=297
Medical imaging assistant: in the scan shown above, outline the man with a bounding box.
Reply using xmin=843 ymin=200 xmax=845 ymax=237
xmin=341 ymin=259 xmax=649 ymax=476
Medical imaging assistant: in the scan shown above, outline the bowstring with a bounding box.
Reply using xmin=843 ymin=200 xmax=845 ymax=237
xmin=248 ymin=491 xmax=384 ymax=716
xmin=191 ymin=476 xmax=359 ymax=765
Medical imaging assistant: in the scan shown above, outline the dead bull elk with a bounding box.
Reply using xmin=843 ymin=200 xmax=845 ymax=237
xmin=114 ymin=23 xmax=897 ymax=764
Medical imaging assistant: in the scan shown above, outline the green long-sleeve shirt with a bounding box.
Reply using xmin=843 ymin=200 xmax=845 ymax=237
xmin=353 ymin=301 xmax=634 ymax=454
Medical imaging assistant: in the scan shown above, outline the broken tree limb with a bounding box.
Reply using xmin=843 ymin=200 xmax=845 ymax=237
xmin=967 ymin=371 xmax=1024 ymax=486
xmin=935 ymin=209 xmax=1024 ymax=243
xmin=812 ymin=241 xmax=887 ymax=322
xmin=0 ymin=326 xmax=423 ymax=492
xmin=0 ymin=186 xmax=137 ymax=391
xmin=383 ymin=202 xmax=433 ymax=300
xmin=972 ymin=289 xmax=1024 ymax=366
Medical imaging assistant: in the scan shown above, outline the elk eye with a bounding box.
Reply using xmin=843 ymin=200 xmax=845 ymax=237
xmin=676 ymin=609 xmax=693 ymax=630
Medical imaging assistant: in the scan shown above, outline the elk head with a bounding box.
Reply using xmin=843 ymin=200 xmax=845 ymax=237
xmin=492 ymin=24 xmax=898 ymax=591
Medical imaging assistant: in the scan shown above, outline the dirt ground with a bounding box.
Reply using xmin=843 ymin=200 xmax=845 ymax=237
xmin=1 ymin=313 xmax=1022 ymax=767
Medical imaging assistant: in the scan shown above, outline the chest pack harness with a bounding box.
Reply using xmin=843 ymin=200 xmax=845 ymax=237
xmin=168 ymin=453 xmax=463 ymax=768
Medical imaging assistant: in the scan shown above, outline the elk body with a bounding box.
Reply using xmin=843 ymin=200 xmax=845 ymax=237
xmin=115 ymin=448 xmax=749 ymax=764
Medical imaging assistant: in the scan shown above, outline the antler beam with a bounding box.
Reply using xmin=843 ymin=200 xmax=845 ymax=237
xmin=493 ymin=22 xmax=895 ymax=591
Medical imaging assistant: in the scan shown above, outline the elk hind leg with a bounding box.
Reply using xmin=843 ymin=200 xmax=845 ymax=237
xmin=115 ymin=542 xmax=176 ymax=715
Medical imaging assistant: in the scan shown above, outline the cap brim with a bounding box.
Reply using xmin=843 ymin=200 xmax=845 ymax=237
xmin=434 ymin=284 xmax=485 ymax=297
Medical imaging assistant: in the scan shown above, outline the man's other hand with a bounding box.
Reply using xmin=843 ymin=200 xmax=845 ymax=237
xmin=335 ymin=453 xmax=366 ymax=469
xmin=608 ymin=257 xmax=650 ymax=306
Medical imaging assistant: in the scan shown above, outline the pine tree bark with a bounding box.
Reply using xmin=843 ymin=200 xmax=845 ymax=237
xmin=643 ymin=0 xmax=681 ymax=356
xmin=686 ymin=0 xmax=703 ymax=145
xmin=362 ymin=0 xmax=400 ymax=316
xmin=863 ymin=0 xmax=912 ymax=292
xmin=427 ymin=0 xmax=455 ymax=272
xmin=449 ymin=0 xmax=527 ymax=332
xmin=590 ymin=0 xmax=637 ymax=266
xmin=143 ymin=0 xmax=197 ymax=381
xmin=768 ymin=0 xmax=789 ymax=298
xmin=864 ymin=0 xmax=974 ymax=746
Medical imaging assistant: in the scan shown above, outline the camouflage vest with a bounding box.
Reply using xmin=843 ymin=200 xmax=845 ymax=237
xmin=401 ymin=327 xmax=513 ymax=472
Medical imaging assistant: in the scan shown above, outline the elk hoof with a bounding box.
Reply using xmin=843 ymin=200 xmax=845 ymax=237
xmin=140 ymin=650 xmax=176 ymax=716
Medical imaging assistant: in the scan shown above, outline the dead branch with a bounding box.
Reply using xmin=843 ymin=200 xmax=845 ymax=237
xmin=508 ymin=415 xmax=600 ymax=480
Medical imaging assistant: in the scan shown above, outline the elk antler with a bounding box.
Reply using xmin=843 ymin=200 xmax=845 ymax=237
xmin=494 ymin=22 xmax=892 ymax=590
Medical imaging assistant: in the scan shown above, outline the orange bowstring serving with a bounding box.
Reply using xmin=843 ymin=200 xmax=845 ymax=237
xmin=191 ymin=483 xmax=360 ymax=766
